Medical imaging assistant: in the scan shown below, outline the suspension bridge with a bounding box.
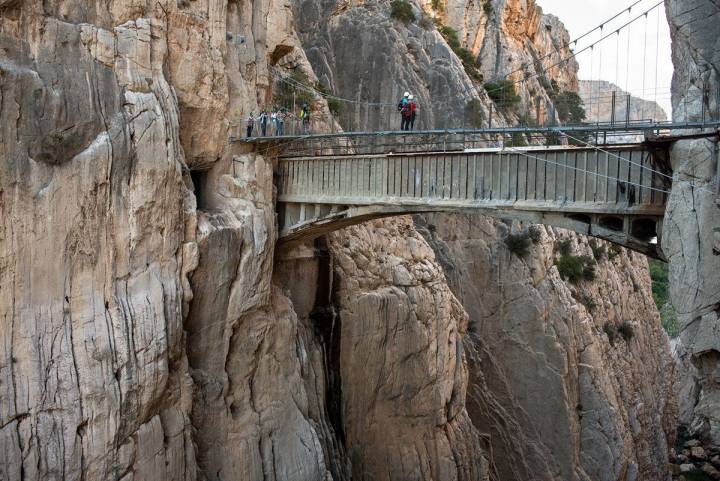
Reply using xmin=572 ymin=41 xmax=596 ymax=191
xmin=231 ymin=0 xmax=720 ymax=258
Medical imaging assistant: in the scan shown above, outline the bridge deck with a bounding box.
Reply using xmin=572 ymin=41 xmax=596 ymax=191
xmin=275 ymin=143 xmax=672 ymax=257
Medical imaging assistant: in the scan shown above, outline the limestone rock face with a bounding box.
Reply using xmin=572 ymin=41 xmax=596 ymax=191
xmin=580 ymin=80 xmax=668 ymax=124
xmin=326 ymin=217 xmax=489 ymax=481
xmin=663 ymin=0 xmax=720 ymax=447
xmin=417 ymin=214 xmax=676 ymax=481
xmin=293 ymin=0 xmax=490 ymax=131
xmin=0 ymin=1 xmax=342 ymax=480
xmin=0 ymin=4 xmax=197 ymax=480
xmin=432 ymin=0 xmax=579 ymax=119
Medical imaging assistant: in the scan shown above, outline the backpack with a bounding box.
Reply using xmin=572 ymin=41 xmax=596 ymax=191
xmin=401 ymin=102 xmax=412 ymax=118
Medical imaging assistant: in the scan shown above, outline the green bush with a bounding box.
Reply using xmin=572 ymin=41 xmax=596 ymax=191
xmin=431 ymin=0 xmax=444 ymax=12
xmin=556 ymin=255 xmax=584 ymax=283
xmin=650 ymin=259 xmax=680 ymax=338
xmin=555 ymin=90 xmax=586 ymax=124
xmin=556 ymin=254 xmax=596 ymax=284
xmin=484 ymin=80 xmax=521 ymax=107
xmin=439 ymin=25 xmax=483 ymax=81
xmin=314 ymin=81 xmax=342 ymax=115
xmin=618 ymin=321 xmax=635 ymax=342
xmin=464 ymin=99 xmax=484 ymax=128
xmin=274 ymin=72 xmax=315 ymax=110
xmin=390 ymin=0 xmax=415 ymax=24
xmin=505 ymin=231 xmax=532 ymax=257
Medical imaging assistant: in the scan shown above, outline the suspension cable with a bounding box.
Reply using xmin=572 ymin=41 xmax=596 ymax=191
xmin=485 ymin=1 xmax=664 ymax=97
xmin=501 ymin=0 xmax=644 ymax=81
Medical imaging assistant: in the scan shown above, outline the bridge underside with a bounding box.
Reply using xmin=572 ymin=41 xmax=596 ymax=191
xmin=277 ymin=201 xmax=664 ymax=258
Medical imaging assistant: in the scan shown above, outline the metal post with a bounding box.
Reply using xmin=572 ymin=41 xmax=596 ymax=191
xmin=626 ymin=94 xmax=631 ymax=127
xmin=611 ymin=91 xmax=616 ymax=126
xmin=489 ymin=103 xmax=493 ymax=129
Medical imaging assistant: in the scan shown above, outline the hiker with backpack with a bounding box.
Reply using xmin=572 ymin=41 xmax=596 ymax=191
xmin=400 ymin=94 xmax=416 ymax=131
xmin=408 ymin=95 xmax=418 ymax=130
xmin=397 ymin=92 xmax=409 ymax=130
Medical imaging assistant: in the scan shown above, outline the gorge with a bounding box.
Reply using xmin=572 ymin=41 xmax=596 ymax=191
xmin=0 ymin=0 xmax=718 ymax=480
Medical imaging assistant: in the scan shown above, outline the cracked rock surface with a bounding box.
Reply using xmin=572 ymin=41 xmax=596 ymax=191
xmin=663 ymin=0 xmax=720 ymax=449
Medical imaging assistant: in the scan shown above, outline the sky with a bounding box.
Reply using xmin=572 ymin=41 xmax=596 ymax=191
xmin=535 ymin=0 xmax=674 ymax=118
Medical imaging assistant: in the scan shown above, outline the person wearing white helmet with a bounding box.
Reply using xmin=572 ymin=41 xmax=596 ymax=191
xmin=397 ymin=91 xmax=410 ymax=130
xmin=401 ymin=94 xmax=418 ymax=131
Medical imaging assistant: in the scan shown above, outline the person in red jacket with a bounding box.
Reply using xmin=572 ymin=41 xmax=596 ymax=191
xmin=408 ymin=95 xmax=418 ymax=130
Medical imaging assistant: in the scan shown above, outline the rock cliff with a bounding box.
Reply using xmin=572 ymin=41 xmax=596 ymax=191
xmin=580 ymin=80 xmax=668 ymax=124
xmin=0 ymin=0 xmax=679 ymax=480
xmin=663 ymin=0 xmax=720 ymax=452
xmin=417 ymin=215 xmax=676 ymax=481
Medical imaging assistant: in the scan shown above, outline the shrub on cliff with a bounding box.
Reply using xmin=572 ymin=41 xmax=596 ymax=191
xmin=391 ymin=0 xmax=415 ymax=24
xmin=274 ymin=71 xmax=315 ymax=110
xmin=314 ymin=81 xmax=342 ymax=115
xmin=439 ymin=25 xmax=483 ymax=81
xmin=555 ymin=90 xmax=586 ymax=124
xmin=556 ymin=254 xmax=596 ymax=284
xmin=556 ymin=255 xmax=584 ymax=283
xmin=650 ymin=259 xmax=680 ymax=338
xmin=505 ymin=231 xmax=532 ymax=257
xmin=484 ymin=80 xmax=521 ymax=107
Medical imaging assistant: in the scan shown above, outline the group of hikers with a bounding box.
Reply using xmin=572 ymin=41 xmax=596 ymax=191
xmin=246 ymin=103 xmax=311 ymax=137
xmin=245 ymin=92 xmax=419 ymax=137
xmin=397 ymin=92 xmax=419 ymax=131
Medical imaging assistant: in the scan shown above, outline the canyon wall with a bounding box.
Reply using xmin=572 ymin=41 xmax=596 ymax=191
xmin=580 ymin=80 xmax=668 ymax=124
xmin=417 ymin=215 xmax=675 ymax=481
xmin=0 ymin=0 xmax=678 ymax=480
xmin=663 ymin=0 xmax=720 ymax=449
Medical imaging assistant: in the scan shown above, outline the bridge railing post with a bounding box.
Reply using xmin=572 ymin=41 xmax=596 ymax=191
xmin=626 ymin=94 xmax=631 ymax=128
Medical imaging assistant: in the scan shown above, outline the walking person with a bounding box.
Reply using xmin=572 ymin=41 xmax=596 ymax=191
xmin=259 ymin=109 xmax=268 ymax=137
xmin=300 ymin=103 xmax=310 ymax=134
xmin=400 ymin=97 xmax=413 ymax=131
xmin=246 ymin=112 xmax=255 ymax=138
xmin=408 ymin=95 xmax=418 ymax=131
xmin=397 ymin=92 xmax=409 ymax=130
xmin=277 ymin=108 xmax=286 ymax=136
xmin=271 ymin=109 xmax=278 ymax=136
